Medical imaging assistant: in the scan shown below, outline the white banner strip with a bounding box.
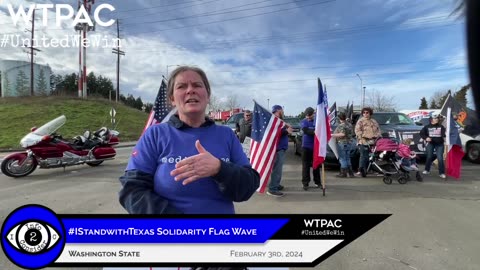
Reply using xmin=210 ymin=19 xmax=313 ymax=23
xmin=56 ymin=240 xmax=342 ymax=263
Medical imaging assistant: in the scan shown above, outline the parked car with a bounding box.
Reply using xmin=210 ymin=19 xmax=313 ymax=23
xmin=294 ymin=111 xmax=424 ymax=168
xmin=284 ymin=117 xmax=301 ymax=142
xmin=371 ymin=112 xmax=425 ymax=156
xmin=224 ymin=112 xmax=244 ymax=133
xmin=294 ymin=129 xmax=359 ymax=169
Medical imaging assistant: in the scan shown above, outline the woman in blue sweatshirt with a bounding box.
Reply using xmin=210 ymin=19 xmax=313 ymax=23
xmin=119 ymin=66 xmax=260 ymax=214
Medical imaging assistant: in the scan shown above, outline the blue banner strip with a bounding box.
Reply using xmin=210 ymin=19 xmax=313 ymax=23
xmin=61 ymin=218 xmax=289 ymax=243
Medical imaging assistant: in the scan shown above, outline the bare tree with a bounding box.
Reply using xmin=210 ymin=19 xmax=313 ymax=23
xmin=225 ymin=94 xmax=240 ymax=111
xmin=208 ymin=94 xmax=224 ymax=112
xmin=365 ymin=89 xmax=396 ymax=112
xmin=429 ymin=90 xmax=449 ymax=108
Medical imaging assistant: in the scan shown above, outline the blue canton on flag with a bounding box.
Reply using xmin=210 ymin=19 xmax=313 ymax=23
xmin=141 ymin=79 xmax=175 ymax=135
xmin=251 ymin=104 xmax=272 ymax=142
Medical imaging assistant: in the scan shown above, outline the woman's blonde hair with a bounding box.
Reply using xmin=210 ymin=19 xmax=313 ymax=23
xmin=402 ymin=138 xmax=413 ymax=145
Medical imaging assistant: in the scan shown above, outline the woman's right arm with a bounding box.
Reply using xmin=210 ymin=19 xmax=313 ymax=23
xmin=119 ymin=170 xmax=181 ymax=214
xmin=118 ymin=126 xmax=181 ymax=214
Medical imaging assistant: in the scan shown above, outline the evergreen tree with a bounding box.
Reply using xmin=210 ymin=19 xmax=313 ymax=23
xmin=87 ymin=72 xmax=99 ymax=97
xmin=96 ymin=75 xmax=114 ymax=99
xmin=453 ymin=84 xmax=470 ymax=108
xmin=3 ymin=72 xmax=12 ymax=96
xmin=144 ymin=103 xmax=153 ymax=113
xmin=134 ymin=96 xmax=144 ymax=110
xmin=15 ymin=70 xmax=29 ymax=96
xmin=430 ymin=100 xmax=438 ymax=109
xmin=419 ymin=97 xmax=428 ymax=109
xmin=62 ymin=73 xmax=78 ymax=96
xmin=438 ymin=91 xmax=450 ymax=109
xmin=119 ymin=94 xmax=127 ymax=103
xmin=50 ymin=74 xmax=63 ymax=95
xmin=36 ymin=69 xmax=48 ymax=96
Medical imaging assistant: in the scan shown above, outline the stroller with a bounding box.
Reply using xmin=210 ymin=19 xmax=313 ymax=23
xmin=366 ymin=138 xmax=423 ymax=185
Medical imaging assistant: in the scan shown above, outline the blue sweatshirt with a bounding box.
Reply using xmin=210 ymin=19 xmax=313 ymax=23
xmin=301 ymin=118 xmax=315 ymax=149
xmin=119 ymin=115 xmax=260 ymax=214
xmin=276 ymin=126 xmax=289 ymax=151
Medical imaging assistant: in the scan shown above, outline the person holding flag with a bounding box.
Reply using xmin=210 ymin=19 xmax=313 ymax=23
xmin=266 ymin=105 xmax=293 ymax=197
xmin=312 ymin=78 xmax=332 ymax=194
xmin=446 ymin=108 xmax=465 ymax=179
xmin=420 ymin=114 xmax=446 ymax=179
xmin=301 ymin=107 xmax=321 ymax=190
xmin=119 ymin=66 xmax=259 ymax=214
xmin=249 ymin=102 xmax=288 ymax=196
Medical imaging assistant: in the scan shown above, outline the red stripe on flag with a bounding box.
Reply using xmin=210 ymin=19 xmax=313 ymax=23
xmin=446 ymin=145 xmax=464 ymax=179
xmin=142 ymin=110 xmax=155 ymax=136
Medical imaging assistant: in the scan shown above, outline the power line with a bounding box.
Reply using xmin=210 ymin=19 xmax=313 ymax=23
xmin=112 ymin=0 xmax=209 ymax=13
xmin=206 ymin=67 xmax=467 ymax=86
xmin=122 ymin=0 xmax=322 ymax=27
xmin=88 ymin=20 xmax=460 ymax=54
xmin=133 ymin=0 xmax=336 ymax=35
xmin=118 ymin=0 xmax=226 ymax=21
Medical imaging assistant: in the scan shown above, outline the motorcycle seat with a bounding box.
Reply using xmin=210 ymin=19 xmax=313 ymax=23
xmin=94 ymin=127 xmax=109 ymax=139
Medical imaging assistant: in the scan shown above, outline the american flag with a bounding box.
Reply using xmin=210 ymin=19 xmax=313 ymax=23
xmin=141 ymin=79 xmax=176 ymax=135
xmin=249 ymin=101 xmax=285 ymax=193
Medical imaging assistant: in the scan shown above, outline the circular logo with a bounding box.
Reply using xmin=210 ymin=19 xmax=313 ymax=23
xmin=1 ymin=205 xmax=65 ymax=269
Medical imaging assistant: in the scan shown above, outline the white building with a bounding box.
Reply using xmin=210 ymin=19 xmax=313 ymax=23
xmin=0 ymin=59 xmax=52 ymax=97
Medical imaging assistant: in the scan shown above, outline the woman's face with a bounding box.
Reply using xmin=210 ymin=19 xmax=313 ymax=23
xmin=432 ymin=117 xmax=439 ymax=124
xmin=362 ymin=111 xmax=371 ymax=119
xmin=170 ymin=70 xmax=209 ymax=117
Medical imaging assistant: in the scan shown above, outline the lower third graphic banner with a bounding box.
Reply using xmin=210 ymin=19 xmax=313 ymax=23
xmin=1 ymin=205 xmax=390 ymax=269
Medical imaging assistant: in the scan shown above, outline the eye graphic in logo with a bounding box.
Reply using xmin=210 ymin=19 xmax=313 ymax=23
xmin=1 ymin=205 xmax=65 ymax=269
xmin=5 ymin=220 xmax=61 ymax=254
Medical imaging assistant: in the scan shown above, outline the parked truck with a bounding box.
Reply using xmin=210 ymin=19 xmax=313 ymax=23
xmin=400 ymin=109 xmax=480 ymax=164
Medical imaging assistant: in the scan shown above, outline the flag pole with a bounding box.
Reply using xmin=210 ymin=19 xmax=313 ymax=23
xmin=321 ymin=164 xmax=326 ymax=196
xmin=444 ymin=107 xmax=451 ymax=180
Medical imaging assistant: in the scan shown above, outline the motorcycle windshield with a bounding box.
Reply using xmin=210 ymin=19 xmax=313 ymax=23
xmin=33 ymin=115 xmax=67 ymax=136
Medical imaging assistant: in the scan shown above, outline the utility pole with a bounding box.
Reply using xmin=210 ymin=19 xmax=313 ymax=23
xmin=76 ymin=0 xmax=82 ymax=98
xmin=356 ymin=74 xmax=363 ymax=108
xmin=75 ymin=0 xmax=95 ymax=98
xmin=112 ymin=19 xmax=125 ymax=103
xmin=363 ymin=86 xmax=366 ymax=108
xmin=25 ymin=9 xmax=41 ymax=96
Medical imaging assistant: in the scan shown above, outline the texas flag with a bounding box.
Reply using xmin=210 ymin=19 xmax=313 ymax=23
xmin=313 ymin=78 xmax=332 ymax=169
xmin=446 ymin=107 xmax=465 ymax=179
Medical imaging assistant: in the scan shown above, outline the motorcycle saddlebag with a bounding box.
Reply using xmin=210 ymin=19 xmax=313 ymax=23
xmin=92 ymin=147 xmax=116 ymax=159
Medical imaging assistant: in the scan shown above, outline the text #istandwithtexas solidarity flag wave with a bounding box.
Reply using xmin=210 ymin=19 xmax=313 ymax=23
xmin=250 ymin=102 xmax=285 ymax=193
xmin=446 ymin=107 xmax=465 ymax=179
xmin=313 ymin=78 xmax=332 ymax=169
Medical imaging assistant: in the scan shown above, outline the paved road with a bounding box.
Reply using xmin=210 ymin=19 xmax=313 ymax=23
xmin=1 ymin=144 xmax=479 ymax=270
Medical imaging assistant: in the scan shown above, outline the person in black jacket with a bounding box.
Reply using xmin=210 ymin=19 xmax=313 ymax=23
xmin=420 ymin=114 xmax=447 ymax=179
xmin=236 ymin=110 xmax=252 ymax=143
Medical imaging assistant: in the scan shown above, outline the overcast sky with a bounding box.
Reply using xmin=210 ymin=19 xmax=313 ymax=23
xmin=0 ymin=0 xmax=471 ymax=115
